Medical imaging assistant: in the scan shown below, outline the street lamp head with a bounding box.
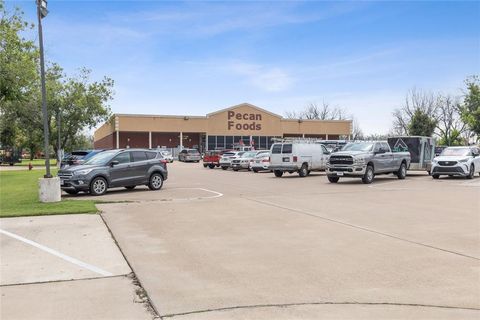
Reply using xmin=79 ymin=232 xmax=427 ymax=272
xmin=37 ymin=0 xmax=48 ymax=18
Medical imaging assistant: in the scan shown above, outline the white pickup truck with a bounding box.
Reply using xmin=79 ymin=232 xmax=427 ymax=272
xmin=269 ymin=141 xmax=330 ymax=177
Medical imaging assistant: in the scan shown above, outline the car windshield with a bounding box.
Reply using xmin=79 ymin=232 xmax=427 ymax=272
xmin=223 ymin=153 xmax=235 ymax=157
xmin=440 ymin=148 xmax=471 ymax=157
xmin=83 ymin=150 xmax=118 ymax=165
xmin=342 ymin=142 xmax=374 ymax=152
xmin=242 ymin=152 xmax=256 ymax=158
xmin=187 ymin=150 xmax=199 ymax=154
xmin=255 ymin=153 xmax=269 ymax=159
xmin=83 ymin=150 xmax=104 ymax=160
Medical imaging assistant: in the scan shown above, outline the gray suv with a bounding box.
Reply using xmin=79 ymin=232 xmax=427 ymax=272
xmin=57 ymin=149 xmax=168 ymax=196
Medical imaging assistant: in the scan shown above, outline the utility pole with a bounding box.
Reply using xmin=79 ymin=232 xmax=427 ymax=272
xmin=36 ymin=0 xmax=51 ymax=178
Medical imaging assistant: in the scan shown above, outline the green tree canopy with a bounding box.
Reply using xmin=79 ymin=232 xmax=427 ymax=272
xmin=460 ymin=76 xmax=480 ymax=140
xmin=1 ymin=2 xmax=114 ymax=157
xmin=408 ymin=109 xmax=437 ymax=137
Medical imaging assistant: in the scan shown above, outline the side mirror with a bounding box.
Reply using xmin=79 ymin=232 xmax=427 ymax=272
xmin=110 ymin=160 xmax=119 ymax=167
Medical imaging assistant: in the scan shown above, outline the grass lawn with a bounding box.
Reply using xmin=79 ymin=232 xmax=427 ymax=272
xmin=0 ymin=169 xmax=97 ymax=218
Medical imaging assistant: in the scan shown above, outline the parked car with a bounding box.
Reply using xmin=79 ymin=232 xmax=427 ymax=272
xmin=60 ymin=150 xmax=106 ymax=168
xmin=431 ymin=146 xmax=480 ymax=179
xmin=203 ymin=150 xmax=229 ymax=169
xmin=269 ymin=141 xmax=330 ymax=177
xmin=178 ymin=149 xmax=201 ymax=162
xmin=219 ymin=151 xmax=245 ymax=170
xmin=326 ymin=141 xmax=411 ymax=184
xmin=231 ymin=150 xmax=269 ymax=171
xmin=0 ymin=147 xmax=22 ymax=166
xmin=57 ymin=149 xmax=168 ymax=195
xmin=160 ymin=150 xmax=174 ymax=163
xmin=250 ymin=151 xmax=271 ymax=172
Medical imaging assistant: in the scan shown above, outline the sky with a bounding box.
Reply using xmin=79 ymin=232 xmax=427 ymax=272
xmin=7 ymin=0 xmax=480 ymax=134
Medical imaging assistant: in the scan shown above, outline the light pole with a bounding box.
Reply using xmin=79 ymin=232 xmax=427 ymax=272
xmin=36 ymin=0 xmax=51 ymax=178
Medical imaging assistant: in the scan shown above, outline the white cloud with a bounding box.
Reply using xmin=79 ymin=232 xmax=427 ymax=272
xmin=228 ymin=62 xmax=294 ymax=92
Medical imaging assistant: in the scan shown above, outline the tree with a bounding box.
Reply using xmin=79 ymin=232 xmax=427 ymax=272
xmin=286 ymin=101 xmax=347 ymax=120
xmin=0 ymin=3 xmax=114 ymax=156
xmin=460 ymin=76 xmax=480 ymax=141
xmin=0 ymin=2 xmax=39 ymax=151
xmin=392 ymin=88 xmax=439 ymax=135
xmin=436 ymin=95 xmax=468 ymax=146
xmin=408 ymin=109 xmax=437 ymax=137
xmin=351 ymin=117 xmax=363 ymax=140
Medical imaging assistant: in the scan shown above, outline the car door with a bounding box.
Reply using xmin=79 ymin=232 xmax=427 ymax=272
xmin=320 ymin=144 xmax=329 ymax=169
xmin=382 ymin=142 xmax=395 ymax=171
xmin=130 ymin=151 xmax=149 ymax=184
xmin=109 ymin=151 xmax=134 ymax=187
xmin=373 ymin=143 xmax=387 ymax=172
xmin=473 ymin=147 xmax=480 ymax=173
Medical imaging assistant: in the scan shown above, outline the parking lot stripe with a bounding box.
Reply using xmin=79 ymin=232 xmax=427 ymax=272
xmin=0 ymin=228 xmax=113 ymax=277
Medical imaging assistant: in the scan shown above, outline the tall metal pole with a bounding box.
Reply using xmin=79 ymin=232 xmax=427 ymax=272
xmin=57 ymin=110 xmax=61 ymax=164
xmin=37 ymin=0 xmax=51 ymax=178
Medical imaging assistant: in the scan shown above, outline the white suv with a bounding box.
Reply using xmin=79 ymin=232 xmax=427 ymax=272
xmin=431 ymin=146 xmax=480 ymax=179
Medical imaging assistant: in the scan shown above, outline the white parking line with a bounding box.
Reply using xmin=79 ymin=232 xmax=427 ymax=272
xmin=167 ymin=187 xmax=224 ymax=201
xmin=0 ymin=228 xmax=113 ymax=277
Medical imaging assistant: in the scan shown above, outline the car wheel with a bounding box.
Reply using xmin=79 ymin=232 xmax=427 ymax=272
xmin=221 ymin=166 xmax=228 ymax=170
xmin=328 ymin=176 xmax=339 ymax=183
xmin=208 ymin=164 xmax=215 ymax=169
xmin=90 ymin=177 xmax=108 ymax=196
xmin=125 ymin=186 xmax=136 ymax=190
xmin=298 ymin=164 xmax=308 ymax=177
xmin=467 ymin=165 xmax=474 ymax=179
xmin=253 ymin=169 xmax=258 ymax=173
xmin=148 ymin=173 xmax=163 ymax=190
xmin=65 ymin=190 xmax=79 ymax=195
xmin=432 ymin=174 xmax=440 ymax=179
xmin=362 ymin=165 xmax=374 ymax=184
xmin=274 ymin=170 xmax=283 ymax=178
xmin=397 ymin=162 xmax=407 ymax=180
xmin=233 ymin=169 xmax=239 ymax=172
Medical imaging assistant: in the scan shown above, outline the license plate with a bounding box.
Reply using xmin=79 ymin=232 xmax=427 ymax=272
xmin=336 ymin=172 xmax=344 ymax=176
xmin=283 ymin=157 xmax=289 ymax=162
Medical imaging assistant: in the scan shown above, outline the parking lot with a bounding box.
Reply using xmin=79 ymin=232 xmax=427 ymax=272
xmin=2 ymin=161 xmax=480 ymax=319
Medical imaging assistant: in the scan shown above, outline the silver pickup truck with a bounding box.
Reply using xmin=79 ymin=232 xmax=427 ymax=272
xmin=326 ymin=141 xmax=411 ymax=184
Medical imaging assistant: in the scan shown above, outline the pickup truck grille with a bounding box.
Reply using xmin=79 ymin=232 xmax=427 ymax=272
xmin=231 ymin=160 xmax=241 ymax=164
xmin=438 ymin=161 xmax=457 ymax=166
xmin=329 ymin=155 xmax=353 ymax=165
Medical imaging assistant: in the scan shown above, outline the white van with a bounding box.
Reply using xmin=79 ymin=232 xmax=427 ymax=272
xmin=269 ymin=141 xmax=330 ymax=177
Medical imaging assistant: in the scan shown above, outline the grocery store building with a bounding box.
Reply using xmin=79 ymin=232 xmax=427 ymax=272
xmin=93 ymin=103 xmax=352 ymax=151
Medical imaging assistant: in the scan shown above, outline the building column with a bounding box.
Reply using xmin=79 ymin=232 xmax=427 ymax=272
xmin=179 ymin=132 xmax=183 ymax=149
xmin=302 ymin=133 xmax=305 ymax=138
xmin=326 ymin=134 xmax=329 ymax=140
xmin=116 ymin=131 xmax=119 ymax=149
xmin=148 ymin=131 xmax=152 ymax=149
xmin=205 ymin=134 xmax=209 ymax=151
